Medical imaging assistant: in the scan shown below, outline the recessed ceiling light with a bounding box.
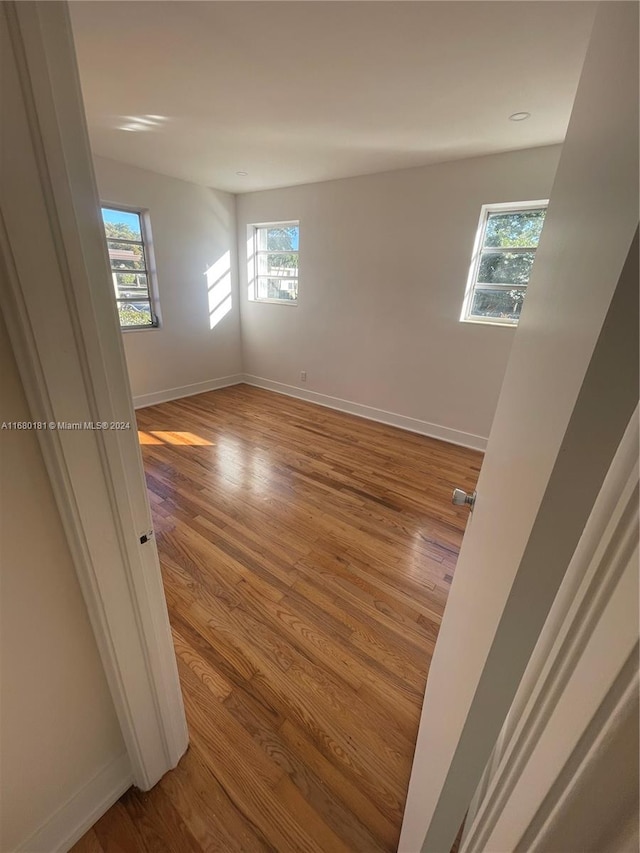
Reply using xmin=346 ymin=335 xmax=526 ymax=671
xmin=509 ymin=112 xmax=531 ymax=122
xmin=235 ymin=171 xmax=248 ymax=177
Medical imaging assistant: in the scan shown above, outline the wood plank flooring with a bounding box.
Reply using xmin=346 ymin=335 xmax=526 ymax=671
xmin=72 ymin=384 xmax=482 ymax=853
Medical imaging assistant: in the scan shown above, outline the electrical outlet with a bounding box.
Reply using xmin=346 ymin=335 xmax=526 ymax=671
xmin=300 ymin=371 xmax=307 ymax=382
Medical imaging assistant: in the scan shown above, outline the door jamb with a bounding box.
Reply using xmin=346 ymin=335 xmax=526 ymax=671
xmin=1 ymin=1 xmax=188 ymax=790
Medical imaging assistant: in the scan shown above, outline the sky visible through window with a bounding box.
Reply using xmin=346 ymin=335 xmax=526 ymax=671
xmin=101 ymin=207 xmax=155 ymax=327
xmin=102 ymin=207 xmax=141 ymax=237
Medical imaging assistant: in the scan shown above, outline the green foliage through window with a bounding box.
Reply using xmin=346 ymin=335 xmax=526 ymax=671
xmin=253 ymin=223 xmax=299 ymax=303
xmin=484 ymin=210 xmax=545 ymax=248
xmin=463 ymin=203 xmax=547 ymax=325
xmin=101 ymin=207 xmax=157 ymax=328
xmin=477 ymin=252 xmax=535 ymax=286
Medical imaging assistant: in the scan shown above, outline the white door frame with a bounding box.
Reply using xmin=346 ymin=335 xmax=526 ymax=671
xmin=461 ymin=409 xmax=638 ymax=852
xmin=1 ymin=1 xmax=187 ymax=790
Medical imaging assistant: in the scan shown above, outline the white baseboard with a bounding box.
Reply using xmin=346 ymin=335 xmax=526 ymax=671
xmin=243 ymin=374 xmax=488 ymax=451
xmin=16 ymin=752 xmax=132 ymax=853
xmin=132 ymin=373 xmax=244 ymax=409
xmin=131 ymin=371 xmax=487 ymax=450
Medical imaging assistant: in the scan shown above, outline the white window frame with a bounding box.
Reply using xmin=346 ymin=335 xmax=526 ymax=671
xmin=461 ymin=199 xmax=548 ymax=327
xmin=249 ymin=220 xmax=299 ymax=306
xmin=101 ymin=202 xmax=161 ymax=331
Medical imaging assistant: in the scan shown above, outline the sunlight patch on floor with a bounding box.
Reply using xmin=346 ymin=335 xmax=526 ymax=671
xmin=138 ymin=430 xmax=214 ymax=446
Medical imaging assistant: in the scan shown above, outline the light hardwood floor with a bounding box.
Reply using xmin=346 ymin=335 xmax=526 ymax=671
xmin=72 ymin=384 xmax=482 ymax=853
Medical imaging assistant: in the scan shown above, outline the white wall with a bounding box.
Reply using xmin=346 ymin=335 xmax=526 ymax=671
xmin=94 ymin=156 xmax=243 ymax=407
xmin=399 ymin=1 xmax=638 ymax=847
xmin=0 ymin=309 xmax=127 ymax=851
xmin=237 ymin=145 xmax=561 ymax=446
xmin=95 ymin=146 xmax=560 ymax=442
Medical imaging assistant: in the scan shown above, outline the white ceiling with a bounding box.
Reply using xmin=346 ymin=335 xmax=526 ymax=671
xmin=69 ymin=1 xmax=596 ymax=194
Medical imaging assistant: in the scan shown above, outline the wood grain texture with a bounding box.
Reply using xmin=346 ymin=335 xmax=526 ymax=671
xmin=72 ymin=385 xmax=481 ymax=853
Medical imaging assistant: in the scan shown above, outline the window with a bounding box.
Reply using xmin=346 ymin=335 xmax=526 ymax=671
xmin=101 ymin=206 xmax=158 ymax=329
xmin=250 ymin=221 xmax=299 ymax=304
xmin=461 ymin=200 xmax=548 ymax=326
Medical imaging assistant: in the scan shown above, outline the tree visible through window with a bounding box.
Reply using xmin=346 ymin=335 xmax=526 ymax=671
xmin=101 ymin=207 xmax=158 ymax=328
xmin=252 ymin=222 xmax=299 ymax=303
xmin=461 ymin=201 xmax=548 ymax=325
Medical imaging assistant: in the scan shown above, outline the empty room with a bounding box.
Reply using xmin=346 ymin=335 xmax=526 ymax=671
xmin=1 ymin=2 xmax=638 ymax=852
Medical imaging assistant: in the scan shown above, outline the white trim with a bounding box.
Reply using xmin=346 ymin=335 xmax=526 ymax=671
xmin=523 ymin=657 xmax=638 ymax=853
xmin=15 ymin=752 xmax=132 ymax=853
xmin=2 ymin=0 xmax=187 ymax=794
xmin=250 ymin=219 xmax=300 ymax=228
xmin=463 ymin=407 xmax=640 ymax=842
xmin=250 ymin=296 xmax=299 ymax=306
xmin=100 ymin=200 xmax=163 ymax=330
xmin=102 ymin=206 xmax=158 ymax=328
xmin=249 ymin=220 xmax=300 ymax=305
xmin=243 ymin=374 xmax=488 ymax=451
xmin=133 ymin=372 xmax=487 ymax=450
xmin=133 ymin=372 xmax=488 ymax=449
xmin=461 ymin=408 xmax=639 ymax=852
xmin=460 ymin=198 xmax=549 ymax=327
xmin=133 ymin=373 xmax=244 ymax=409
xmin=461 ymin=317 xmax=518 ymax=328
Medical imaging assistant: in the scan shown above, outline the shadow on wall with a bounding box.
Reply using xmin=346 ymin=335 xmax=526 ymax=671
xmin=206 ymin=250 xmax=232 ymax=329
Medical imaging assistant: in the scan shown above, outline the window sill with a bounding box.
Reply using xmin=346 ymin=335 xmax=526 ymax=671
xmin=121 ymin=324 xmax=161 ymax=333
xmin=249 ymin=298 xmax=298 ymax=307
xmin=460 ymin=317 xmax=519 ymax=328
